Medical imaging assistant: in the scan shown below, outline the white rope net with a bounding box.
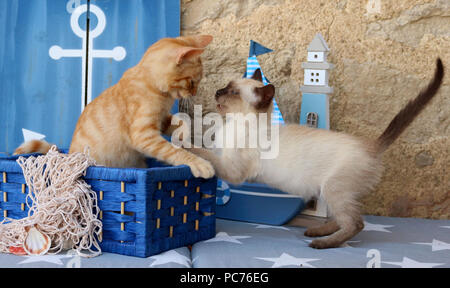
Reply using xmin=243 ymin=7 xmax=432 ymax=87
xmin=0 ymin=146 xmax=102 ymax=257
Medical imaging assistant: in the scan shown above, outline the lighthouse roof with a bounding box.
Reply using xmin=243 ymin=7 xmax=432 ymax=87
xmin=307 ymin=33 xmax=330 ymax=52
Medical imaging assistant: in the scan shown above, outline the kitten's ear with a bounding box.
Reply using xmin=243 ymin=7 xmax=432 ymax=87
xmin=254 ymin=84 xmax=275 ymax=110
xmin=176 ymin=47 xmax=205 ymax=64
xmin=251 ymin=69 xmax=263 ymax=82
xmin=191 ymin=35 xmax=213 ymax=48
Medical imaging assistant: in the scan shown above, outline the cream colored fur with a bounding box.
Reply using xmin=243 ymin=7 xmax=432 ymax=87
xmin=190 ymin=76 xmax=390 ymax=249
xmin=192 ymin=57 xmax=443 ymax=248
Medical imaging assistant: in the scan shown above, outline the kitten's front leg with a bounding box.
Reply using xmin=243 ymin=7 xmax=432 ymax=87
xmin=131 ymin=130 xmax=214 ymax=179
xmin=189 ymin=148 xmax=248 ymax=184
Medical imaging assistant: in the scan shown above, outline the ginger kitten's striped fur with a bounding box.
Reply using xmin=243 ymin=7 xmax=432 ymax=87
xmin=191 ymin=59 xmax=444 ymax=249
xmin=15 ymin=35 xmax=215 ymax=179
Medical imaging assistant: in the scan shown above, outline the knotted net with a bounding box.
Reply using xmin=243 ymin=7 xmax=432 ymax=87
xmin=0 ymin=146 xmax=102 ymax=257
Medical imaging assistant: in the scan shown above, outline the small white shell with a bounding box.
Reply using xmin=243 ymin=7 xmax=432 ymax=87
xmin=23 ymin=226 xmax=51 ymax=255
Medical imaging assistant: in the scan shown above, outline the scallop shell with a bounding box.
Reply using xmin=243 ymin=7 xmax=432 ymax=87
xmin=23 ymin=225 xmax=51 ymax=255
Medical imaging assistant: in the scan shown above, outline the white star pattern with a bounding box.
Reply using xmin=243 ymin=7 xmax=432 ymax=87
xmin=253 ymin=224 xmax=290 ymax=231
xmin=18 ymin=254 xmax=74 ymax=266
xmin=204 ymin=232 xmax=251 ymax=244
xmin=412 ymin=239 xmax=450 ymax=252
xmin=256 ymin=253 xmax=319 ymax=268
xmin=149 ymin=250 xmax=191 ymax=268
xmin=340 ymin=240 xmax=362 ymax=248
xmin=303 ymin=239 xmax=361 ymax=248
xmin=382 ymin=257 xmax=444 ymax=268
xmin=363 ymin=221 xmax=394 ymax=233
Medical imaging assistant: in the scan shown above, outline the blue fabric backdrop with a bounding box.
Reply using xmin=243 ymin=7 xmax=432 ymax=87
xmin=0 ymin=0 xmax=180 ymax=154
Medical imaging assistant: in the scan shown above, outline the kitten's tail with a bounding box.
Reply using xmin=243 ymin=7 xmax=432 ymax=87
xmin=376 ymin=58 xmax=444 ymax=153
xmin=13 ymin=140 xmax=53 ymax=155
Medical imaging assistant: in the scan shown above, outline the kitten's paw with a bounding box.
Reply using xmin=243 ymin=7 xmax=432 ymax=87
xmin=304 ymin=228 xmax=322 ymax=238
xmin=188 ymin=158 xmax=215 ymax=179
xmin=309 ymin=238 xmax=341 ymax=249
xmin=304 ymin=223 xmax=339 ymax=237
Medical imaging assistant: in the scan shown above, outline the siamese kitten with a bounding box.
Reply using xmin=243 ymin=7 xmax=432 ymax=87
xmin=190 ymin=59 xmax=444 ymax=249
xmin=14 ymin=35 xmax=214 ymax=179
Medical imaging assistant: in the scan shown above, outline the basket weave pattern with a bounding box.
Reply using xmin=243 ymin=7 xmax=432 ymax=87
xmin=0 ymin=155 xmax=217 ymax=257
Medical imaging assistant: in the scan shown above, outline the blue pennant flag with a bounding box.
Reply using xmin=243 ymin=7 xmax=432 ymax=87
xmin=249 ymin=40 xmax=273 ymax=57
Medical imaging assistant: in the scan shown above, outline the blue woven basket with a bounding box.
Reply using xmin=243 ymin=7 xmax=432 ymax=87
xmin=0 ymin=153 xmax=217 ymax=258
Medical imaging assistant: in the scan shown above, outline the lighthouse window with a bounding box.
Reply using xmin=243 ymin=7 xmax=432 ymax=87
xmin=306 ymin=112 xmax=319 ymax=128
xmin=314 ymin=54 xmax=318 ymax=58
xmin=311 ymin=73 xmax=314 ymax=76
xmin=315 ymin=79 xmax=319 ymax=82
xmin=310 ymin=78 xmax=314 ymax=82
xmin=316 ymin=73 xmax=319 ymax=76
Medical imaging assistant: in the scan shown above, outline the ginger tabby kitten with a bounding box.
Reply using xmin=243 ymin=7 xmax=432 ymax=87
xmin=14 ymin=35 xmax=215 ymax=179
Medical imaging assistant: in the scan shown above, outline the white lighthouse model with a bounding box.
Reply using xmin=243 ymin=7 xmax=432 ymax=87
xmin=300 ymin=33 xmax=334 ymax=130
xmin=299 ymin=33 xmax=334 ymax=218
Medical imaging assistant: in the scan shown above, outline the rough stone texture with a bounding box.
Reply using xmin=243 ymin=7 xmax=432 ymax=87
xmin=415 ymin=151 xmax=435 ymax=167
xmin=181 ymin=0 xmax=449 ymax=219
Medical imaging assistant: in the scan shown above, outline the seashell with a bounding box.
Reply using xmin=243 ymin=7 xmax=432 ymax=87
xmin=23 ymin=225 xmax=51 ymax=255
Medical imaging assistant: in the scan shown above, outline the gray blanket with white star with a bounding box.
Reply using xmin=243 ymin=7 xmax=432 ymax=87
xmin=1 ymin=216 xmax=449 ymax=268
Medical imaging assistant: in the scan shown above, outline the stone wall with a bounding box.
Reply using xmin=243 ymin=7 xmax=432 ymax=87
xmin=181 ymin=0 xmax=449 ymax=219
